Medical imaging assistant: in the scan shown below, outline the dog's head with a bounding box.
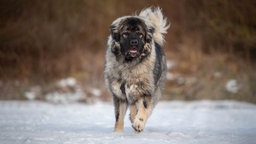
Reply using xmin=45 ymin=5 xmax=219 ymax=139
xmin=109 ymin=17 xmax=154 ymax=61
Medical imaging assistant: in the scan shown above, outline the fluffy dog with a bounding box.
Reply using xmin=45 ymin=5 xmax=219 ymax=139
xmin=104 ymin=7 xmax=170 ymax=132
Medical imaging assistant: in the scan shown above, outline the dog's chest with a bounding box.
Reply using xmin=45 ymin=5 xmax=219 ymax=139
xmin=117 ymin=63 xmax=146 ymax=82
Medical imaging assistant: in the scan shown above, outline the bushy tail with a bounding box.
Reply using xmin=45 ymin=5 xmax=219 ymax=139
xmin=139 ymin=7 xmax=170 ymax=46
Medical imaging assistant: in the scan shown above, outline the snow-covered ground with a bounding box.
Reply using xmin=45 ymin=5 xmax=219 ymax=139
xmin=0 ymin=100 xmax=256 ymax=144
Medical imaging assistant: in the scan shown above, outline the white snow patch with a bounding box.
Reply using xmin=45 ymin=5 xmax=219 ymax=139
xmin=90 ymin=88 xmax=102 ymax=97
xmin=25 ymin=91 xmax=36 ymax=100
xmin=24 ymin=86 xmax=41 ymax=100
xmin=225 ymin=79 xmax=240 ymax=94
xmin=45 ymin=86 xmax=85 ymax=104
xmin=44 ymin=77 xmax=88 ymax=104
xmin=57 ymin=77 xmax=76 ymax=88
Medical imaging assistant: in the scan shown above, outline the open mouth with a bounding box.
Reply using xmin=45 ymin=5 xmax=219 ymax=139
xmin=128 ymin=49 xmax=138 ymax=53
xmin=125 ymin=48 xmax=139 ymax=59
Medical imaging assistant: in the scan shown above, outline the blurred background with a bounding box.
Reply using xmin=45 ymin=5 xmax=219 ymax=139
xmin=0 ymin=0 xmax=255 ymax=103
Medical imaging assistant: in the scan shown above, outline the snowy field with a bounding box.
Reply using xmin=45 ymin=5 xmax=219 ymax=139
xmin=0 ymin=100 xmax=256 ymax=144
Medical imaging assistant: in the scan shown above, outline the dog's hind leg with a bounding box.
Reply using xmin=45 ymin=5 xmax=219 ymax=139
xmin=113 ymin=96 xmax=128 ymax=132
xmin=132 ymin=97 xmax=153 ymax=132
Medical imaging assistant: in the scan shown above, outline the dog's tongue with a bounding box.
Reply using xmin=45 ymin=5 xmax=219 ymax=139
xmin=125 ymin=49 xmax=139 ymax=59
xmin=129 ymin=49 xmax=137 ymax=53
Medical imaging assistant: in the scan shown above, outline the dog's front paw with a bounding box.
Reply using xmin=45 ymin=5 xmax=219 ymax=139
xmin=132 ymin=117 xmax=145 ymax=132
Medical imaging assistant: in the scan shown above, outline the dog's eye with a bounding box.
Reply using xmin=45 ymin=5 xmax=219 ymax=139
xmin=138 ymin=34 xmax=143 ymax=39
xmin=122 ymin=33 xmax=128 ymax=38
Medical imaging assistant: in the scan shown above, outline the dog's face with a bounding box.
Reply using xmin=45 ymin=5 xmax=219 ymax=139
xmin=110 ymin=17 xmax=153 ymax=61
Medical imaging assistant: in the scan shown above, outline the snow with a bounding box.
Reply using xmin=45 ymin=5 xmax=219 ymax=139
xmin=25 ymin=86 xmax=41 ymax=101
xmin=24 ymin=91 xmax=37 ymax=101
xmin=56 ymin=77 xmax=77 ymax=88
xmin=89 ymin=88 xmax=102 ymax=97
xmin=45 ymin=77 xmax=86 ymax=104
xmin=225 ymin=79 xmax=240 ymax=94
xmin=0 ymin=100 xmax=256 ymax=144
xmin=45 ymin=87 xmax=85 ymax=104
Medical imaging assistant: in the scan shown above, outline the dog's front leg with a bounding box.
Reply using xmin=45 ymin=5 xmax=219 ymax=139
xmin=113 ymin=96 xmax=128 ymax=132
xmin=132 ymin=97 xmax=153 ymax=132
xmin=129 ymin=104 xmax=137 ymax=123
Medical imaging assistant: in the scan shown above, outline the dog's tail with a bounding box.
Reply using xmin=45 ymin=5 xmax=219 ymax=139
xmin=139 ymin=7 xmax=170 ymax=46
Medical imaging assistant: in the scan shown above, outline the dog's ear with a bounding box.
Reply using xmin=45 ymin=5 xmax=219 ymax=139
xmin=142 ymin=27 xmax=154 ymax=57
xmin=109 ymin=25 xmax=121 ymax=56
xmin=145 ymin=27 xmax=154 ymax=43
xmin=109 ymin=25 xmax=120 ymax=42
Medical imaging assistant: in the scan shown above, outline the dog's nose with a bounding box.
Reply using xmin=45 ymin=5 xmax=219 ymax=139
xmin=130 ymin=39 xmax=138 ymax=46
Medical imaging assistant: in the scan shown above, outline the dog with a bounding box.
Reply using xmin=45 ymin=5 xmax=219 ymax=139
xmin=104 ymin=7 xmax=170 ymax=132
